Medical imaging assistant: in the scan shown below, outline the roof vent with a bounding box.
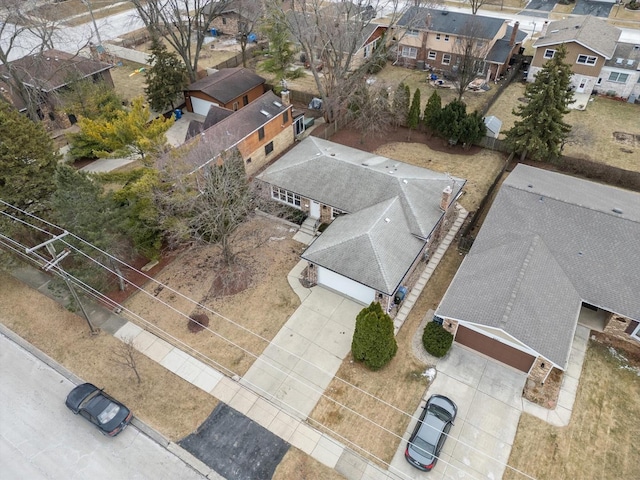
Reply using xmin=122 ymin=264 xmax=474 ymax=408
xmin=403 ymin=179 xmax=408 ymax=184
xmin=550 ymin=29 xmax=559 ymax=33
xmin=527 ymin=184 xmax=533 ymax=188
xmin=442 ymin=11 xmax=448 ymax=15
xmin=259 ymin=109 xmax=272 ymax=117
xmin=385 ymin=218 xmax=391 ymax=223
xmin=612 ymin=207 xmax=623 ymax=214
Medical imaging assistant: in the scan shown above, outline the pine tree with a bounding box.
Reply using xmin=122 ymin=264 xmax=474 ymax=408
xmin=504 ymin=44 xmax=573 ymax=162
xmin=423 ymin=90 xmax=442 ymax=133
xmin=144 ymin=37 xmax=189 ymax=113
xmin=260 ymin=5 xmax=301 ymax=81
xmin=391 ymin=82 xmax=410 ymax=129
xmin=407 ymin=88 xmax=421 ymax=139
xmin=351 ymin=302 xmax=398 ymax=371
xmin=458 ymin=110 xmax=486 ymax=149
xmin=437 ymin=99 xmax=468 ymax=145
xmin=0 ymin=101 xmax=60 ymax=215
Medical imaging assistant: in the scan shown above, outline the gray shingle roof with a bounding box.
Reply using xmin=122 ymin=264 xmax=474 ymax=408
xmin=436 ymin=164 xmax=640 ymax=368
xmin=533 ymin=15 xmax=621 ymax=59
xmin=185 ymin=68 xmax=265 ymax=104
xmin=486 ymin=25 xmax=527 ymax=64
xmin=604 ymin=42 xmax=640 ymax=70
xmin=258 ymin=137 xmax=465 ymax=295
xmin=397 ymin=7 xmax=505 ymax=40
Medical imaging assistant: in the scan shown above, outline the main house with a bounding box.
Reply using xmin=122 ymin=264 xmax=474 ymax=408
xmin=0 ymin=49 xmax=113 ymax=128
xmin=394 ymin=7 xmax=526 ymax=81
xmin=184 ymin=67 xmax=266 ymax=116
xmin=527 ymin=16 xmax=630 ymax=98
xmin=257 ymin=137 xmax=465 ymax=310
xmin=436 ymin=164 xmax=640 ymax=383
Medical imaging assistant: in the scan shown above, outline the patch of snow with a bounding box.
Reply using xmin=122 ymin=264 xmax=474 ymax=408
xmin=422 ymin=367 xmax=436 ymax=382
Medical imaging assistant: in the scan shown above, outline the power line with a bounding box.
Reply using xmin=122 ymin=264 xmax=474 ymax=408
xmin=0 ymin=201 xmax=537 ymax=479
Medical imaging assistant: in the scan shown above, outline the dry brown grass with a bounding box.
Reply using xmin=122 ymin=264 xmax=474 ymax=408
xmin=0 ymin=272 xmax=217 ymax=441
xmin=123 ymin=216 xmax=303 ymax=377
xmin=505 ymin=341 xmax=640 ymax=480
xmin=309 ymin=249 xmax=464 ymax=466
xmin=273 ymin=447 xmax=347 ymax=480
xmin=374 ymin=142 xmax=507 ymax=211
xmin=486 ymin=82 xmax=640 ymax=171
xmin=109 ymin=60 xmax=149 ymax=103
xmin=27 ymin=0 xmax=123 ymax=22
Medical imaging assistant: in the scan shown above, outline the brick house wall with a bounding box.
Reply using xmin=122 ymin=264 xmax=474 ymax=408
xmin=528 ymin=356 xmax=554 ymax=384
xmin=604 ymin=313 xmax=639 ymax=342
xmin=239 ymin=113 xmax=294 ymax=176
xmin=442 ymin=318 xmax=459 ymax=336
xmin=210 ymin=13 xmax=242 ymax=36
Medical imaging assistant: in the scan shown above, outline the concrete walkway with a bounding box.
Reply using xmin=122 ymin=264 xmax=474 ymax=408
xmin=80 ymin=156 xmax=138 ymax=173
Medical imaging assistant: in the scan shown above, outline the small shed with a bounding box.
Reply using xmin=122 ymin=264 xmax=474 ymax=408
xmin=484 ymin=115 xmax=502 ymax=139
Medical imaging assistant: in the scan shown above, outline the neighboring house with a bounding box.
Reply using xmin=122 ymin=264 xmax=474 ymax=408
xmin=179 ymin=90 xmax=294 ymax=176
xmin=395 ymin=7 xmax=525 ymax=81
xmin=528 ymin=15 xmax=621 ymax=96
xmin=0 ymin=49 xmax=113 ymax=128
xmin=596 ymin=42 xmax=640 ymax=100
xmin=257 ymin=137 xmax=465 ymax=309
xmin=435 ymin=164 xmax=640 ymax=384
xmin=204 ymin=0 xmax=261 ymax=37
xmin=184 ymin=67 xmax=266 ymax=116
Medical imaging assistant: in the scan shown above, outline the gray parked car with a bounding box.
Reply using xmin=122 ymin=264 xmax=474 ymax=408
xmin=65 ymin=383 xmax=133 ymax=437
xmin=405 ymin=394 xmax=457 ymax=471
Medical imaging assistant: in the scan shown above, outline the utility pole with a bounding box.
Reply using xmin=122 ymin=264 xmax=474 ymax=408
xmin=26 ymin=232 xmax=98 ymax=335
xmin=81 ymin=0 xmax=103 ymax=48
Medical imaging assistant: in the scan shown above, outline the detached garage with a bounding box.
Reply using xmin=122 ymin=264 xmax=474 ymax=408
xmin=190 ymin=97 xmax=219 ymax=117
xmin=317 ymin=267 xmax=375 ymax=305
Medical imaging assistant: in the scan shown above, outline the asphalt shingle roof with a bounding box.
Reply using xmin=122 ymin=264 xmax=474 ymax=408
xmin=436 ymin=164 xmax=640 ymax=368
xmin=533 ymin=15 xmax=621 ymax=59
xmin=185 ymin=68 xmax=265 ymax=104
xmin=397 ymin=7 xmax=505 ymax=40
xmin=258 ymin=137 xmax=465 ymax=294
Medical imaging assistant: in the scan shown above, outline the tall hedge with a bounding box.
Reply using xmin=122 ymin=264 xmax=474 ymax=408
xmin=422 ymin=321 xmax=454 ymax=357
xmin=351 ymin=302 xmax=398 ymax=371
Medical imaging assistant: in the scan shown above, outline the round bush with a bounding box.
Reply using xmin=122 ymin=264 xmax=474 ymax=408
xmin=188 ymin=313 xmax=210 ymax=333
xmin=351 ymin=302 xmax=398 ymax=371
xmin=422 ymin=321 xmax=453 ymax=357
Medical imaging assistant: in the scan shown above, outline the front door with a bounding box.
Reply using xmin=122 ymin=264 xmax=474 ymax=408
xmin=309 ymin=200 xmax=321 ymax=219
xmin=576 ymin=78 xmax=587 ymax=93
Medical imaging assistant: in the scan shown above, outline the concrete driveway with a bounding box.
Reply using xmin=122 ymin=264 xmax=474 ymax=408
xmin=241 ymin=287 xmax=363 ymax=419
xmin=390 ymin=346 xmax=526 ymax=479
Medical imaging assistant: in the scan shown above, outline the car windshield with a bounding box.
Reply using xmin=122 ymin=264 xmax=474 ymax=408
xmin=428 ymin=403 xmax=451 ymax=422
xmin=97 ymin=402 xmax=120 ymax=424
xmin=411 ymin=435 xmax=434 ymax=456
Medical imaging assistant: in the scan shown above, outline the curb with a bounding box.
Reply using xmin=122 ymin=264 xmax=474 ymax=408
xmin=0 ymin=322 xmax=219 ymax=480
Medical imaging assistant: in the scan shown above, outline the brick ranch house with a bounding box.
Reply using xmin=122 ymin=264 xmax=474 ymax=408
xmin=178 ymin=90 xmax=294 ymax=177
xmin=436 ymin=164 xmax=640 ymax=383
xmin=184 ymin=67 xmax=266 ymax=116
xmin=0 ymin=49 xmax=113 ymax=129
xmin=394 ymin=7 xmax=526 ymax=82
xmin=257 ymin=137 xmax=465 ymax=311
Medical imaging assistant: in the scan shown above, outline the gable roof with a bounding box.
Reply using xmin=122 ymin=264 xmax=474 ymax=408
xmin=302 ymin=197 xmax=425 ymax=294
xmin=175 ymin=90 xmax=289 ymax=171
xmin=185 ymin=68 xmax=265 ymax=104
xmin=436 ymin=164 xmax=640 ymax=368
xmin=0 ymin=49 xmax=112 ymax=92
xmin=486 ymin=24 xmax=527 ymax=64
xmin=533 ymin=16 xmax=621 ymax=59
xmin=397 ymin=7 xmax=505 ymax=40
xmin=258 ymin=137 xmax=465 ymax=295
xmin=185 ymin=104 xmax=234 ymax=141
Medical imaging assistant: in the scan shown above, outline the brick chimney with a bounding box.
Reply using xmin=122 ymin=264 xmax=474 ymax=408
xmin=281 ymin=89 xmax=290 ymax=106
xmin=440 ymin=185 xmax=453 ymax=211
xmin=509 ymin=21 xmax=519 ymax=47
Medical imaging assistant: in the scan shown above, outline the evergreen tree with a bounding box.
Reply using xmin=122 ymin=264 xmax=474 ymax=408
xmin=260 ymin=6 xmax=301 ymax=81
xmin=351 ymin=302 xmax=398 ymax=371
xmin=61 ymin=78 xmax=123 ymax=121
xmin=504 ymin=44 xmax=573 ymax=162
xmin=407 ymin=88 xmax=421 ymax=139
xmin=423 ymin=90 xmax=442 ymax=133
xmin=144 ymin=38 xmax=189 ymax=113
xmin=391 ymin=82 xmax=410 ymax=129
xmin=437 ymin=99 xmax=468 ymax=144
xmin=458 ymin=110 xmax=486 ymax=149
xmin=0 ymin=101 xmax=60 ymax=216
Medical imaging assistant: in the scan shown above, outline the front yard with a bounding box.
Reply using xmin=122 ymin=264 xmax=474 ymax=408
xmin=506 ymin=339 xmax=640 ymax=480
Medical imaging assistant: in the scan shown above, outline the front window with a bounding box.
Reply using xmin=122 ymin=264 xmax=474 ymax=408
xmin=444 ymin=35 xmax=450 ymax=42
xmin=283 ymin=110 xmax=288 ymax=123
xmin=608 ymin=72 xmax=629 ymax=83
xmin=258 ymin=126 xmax=265 ymax=140
xmin=265 ymin=141 xmax=274 ymax=155
xmin=436 ymin=33 xmax=441 ymax=40
xmin=428 ymin=51 xmax=437 ymax=60
xmin=576 ymin=55 xmax=597 ymax=65
xmin=402 ymin=46 xmax=418 ymax=59
xmin=442 ymin=54 xmax=451 ymax=65
xmin=271 ymin=187 xmax=301 ymax=207
xmin=544 ymin=49 xmax=555 ymax=59
xmin=407 ymin=29 xmax=419 ymax=37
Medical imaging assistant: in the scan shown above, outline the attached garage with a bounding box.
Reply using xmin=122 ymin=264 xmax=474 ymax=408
xmin=317 ymin=267 xmax=375 ymax=305
xmin=190 ymin=97 xmax=218 ymax=116
xmin=455 ymin=325 xmax=535 ymax=372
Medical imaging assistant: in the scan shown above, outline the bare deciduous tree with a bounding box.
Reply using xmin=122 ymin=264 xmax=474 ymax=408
xmin=466 ymin=0 xmax=494 ymax=15
xmin=232 ymin=0 xmax=264 ymax=67
xmin=347 ymin=82 xmax=392 ymax=143
xmin=112 ymin=337 xmax=142 ymax=384
xmin=129 ymin=0 xmax=231 ymax=82
xmin=451 ymin=19 xmax=491 ymax=101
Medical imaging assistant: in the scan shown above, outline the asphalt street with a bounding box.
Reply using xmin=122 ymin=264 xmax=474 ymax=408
xmin=0 ymin=333 xmax=206 ymax=480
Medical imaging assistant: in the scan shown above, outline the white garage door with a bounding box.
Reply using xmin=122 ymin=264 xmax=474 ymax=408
xmin=317 ymin=267 xmax=375 ymax=305
xmin=190 ymin=97 xmax=218 ymax=116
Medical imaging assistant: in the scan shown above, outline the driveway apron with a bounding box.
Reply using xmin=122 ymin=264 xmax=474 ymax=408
xmin=241 ymin=287 xmax=363 ymax=419
xmin=390 ymin=346 xmax=527 ymax=480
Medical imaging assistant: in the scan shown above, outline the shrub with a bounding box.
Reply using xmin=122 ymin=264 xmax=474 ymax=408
xmin=422 ymin=321 xmax=453 ymax=357
xmin=351 ymin=302 xmax=398 ymax=370
xmin=628 ymin=1 xmax=640 ymax=11
xmin=188 ymin=313 xmax=210 ymax=333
